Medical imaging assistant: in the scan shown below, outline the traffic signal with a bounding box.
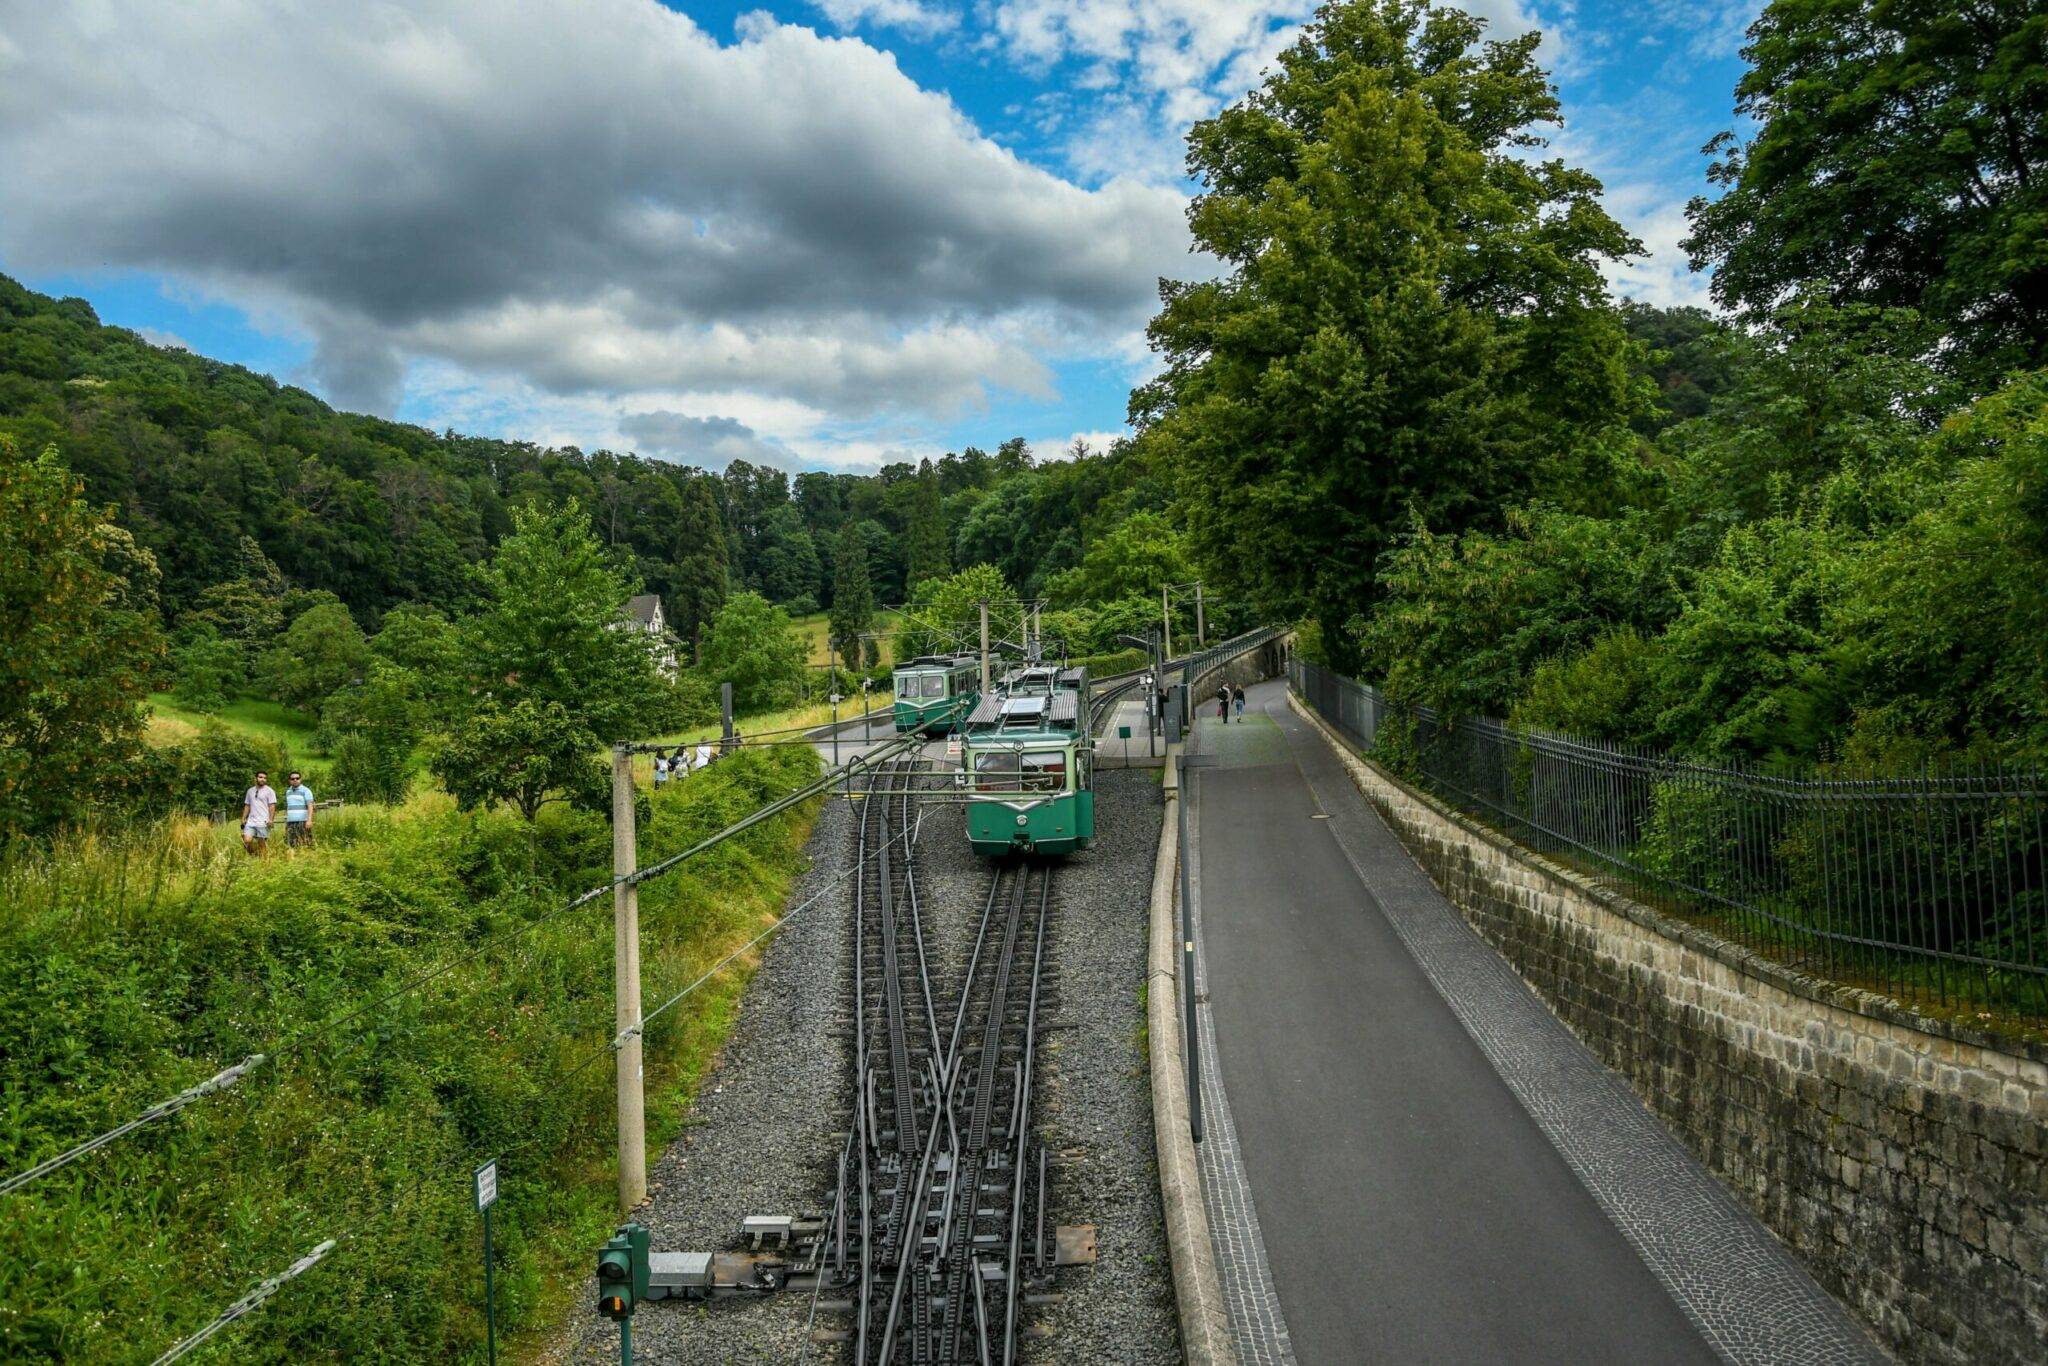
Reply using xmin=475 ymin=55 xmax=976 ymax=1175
xmin=596 ymin=1223 xmax=649 ymax=1321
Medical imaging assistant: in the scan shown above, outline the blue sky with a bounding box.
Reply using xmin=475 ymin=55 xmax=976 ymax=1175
xmin=0 ymin=0 xmax=1756 ymax=472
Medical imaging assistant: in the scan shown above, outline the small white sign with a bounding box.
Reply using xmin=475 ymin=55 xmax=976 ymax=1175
xmin=474 ymin=1159 xmax=498 ymax=1211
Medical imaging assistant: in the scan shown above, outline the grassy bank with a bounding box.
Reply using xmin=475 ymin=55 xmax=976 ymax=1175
xmin=146 ymin=694 xmax=336 ymax=787
xmin=0 ymin=743 xmax=823 ymax=1362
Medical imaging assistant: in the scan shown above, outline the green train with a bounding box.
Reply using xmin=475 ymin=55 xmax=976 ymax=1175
xmin=959 ymin=672 xmax=1095 ymax=856
xmin=892 ymin=655 xmax=980 ymax=734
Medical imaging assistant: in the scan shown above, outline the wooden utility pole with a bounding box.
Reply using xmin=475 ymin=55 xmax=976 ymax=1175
xmin=979 ymin=599 xmax=991 ymax=692
xmin=610 ymin=747 xmax=646 ymax=1215
xmin=1194 ymin=583 xmax=1206 ymax=647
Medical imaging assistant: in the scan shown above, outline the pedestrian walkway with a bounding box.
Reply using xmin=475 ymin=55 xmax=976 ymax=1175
xmin=1183 ymin=678 xmax=1882 ymax=1365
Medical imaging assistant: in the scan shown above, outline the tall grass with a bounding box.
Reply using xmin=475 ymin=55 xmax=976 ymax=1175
xmin=0 ymin=745 xmax=823 ymax=1362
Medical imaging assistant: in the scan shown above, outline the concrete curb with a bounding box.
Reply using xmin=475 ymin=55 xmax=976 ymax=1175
xmin=1149 ymin=749 xmax=1237 ymax=1366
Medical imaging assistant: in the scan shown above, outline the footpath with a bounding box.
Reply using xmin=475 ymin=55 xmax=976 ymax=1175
xmin=1178 ymin=677 xmax=1882 ymax=1365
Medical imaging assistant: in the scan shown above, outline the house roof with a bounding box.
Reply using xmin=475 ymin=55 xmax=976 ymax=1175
xmin=625 ymin=594 xmax=663 ymax=626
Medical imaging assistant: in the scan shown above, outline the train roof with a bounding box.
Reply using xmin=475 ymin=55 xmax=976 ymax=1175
xmin=897 ymin=654 xmax=977 ymax=671
xmin=964 ymin=691 xmax=1079 ymax=730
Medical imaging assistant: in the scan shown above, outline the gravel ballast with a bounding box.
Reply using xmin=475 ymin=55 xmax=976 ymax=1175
xmin=557 ymin=764 xmax=1177 ymax=1363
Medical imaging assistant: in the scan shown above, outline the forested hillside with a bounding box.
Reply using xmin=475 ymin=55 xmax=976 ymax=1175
xmin=1136 ymin=0 xmax=2047 ymax=769
xmin=0 ymin=273 xmax=1171 ymax=642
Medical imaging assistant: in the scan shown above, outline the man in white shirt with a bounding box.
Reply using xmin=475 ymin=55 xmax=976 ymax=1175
xmin=696 ymin=740 xmax=714 ymax=770
xmin=242 ymin=770 xmax=278 ymax=857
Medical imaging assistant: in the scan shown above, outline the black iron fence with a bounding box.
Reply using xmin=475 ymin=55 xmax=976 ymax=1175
xmin=1290 ymin=659 xmax=2048 ymax=1024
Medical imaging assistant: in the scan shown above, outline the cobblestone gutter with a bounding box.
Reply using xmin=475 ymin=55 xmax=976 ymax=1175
xmin=1289 ymin=693 xmax=2048 ymax=1366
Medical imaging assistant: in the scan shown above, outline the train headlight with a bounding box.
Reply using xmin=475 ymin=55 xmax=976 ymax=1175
xmin=1016 ymin=814 xmax=1029 ymax=827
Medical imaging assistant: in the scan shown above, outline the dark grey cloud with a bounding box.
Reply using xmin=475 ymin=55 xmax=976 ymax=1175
xmin=0 ymin=1 xmax=1194 ymax=417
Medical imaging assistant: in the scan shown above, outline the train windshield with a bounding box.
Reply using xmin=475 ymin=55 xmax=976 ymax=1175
xmin=921 ymin=675 xmax=946 ymax=698
xmin=973 ymin=750 xmax=1020 ymax=791
xmin=1020 ymin=751 xmax=1067 ymax=791
xmin=896 ymin=675 xmax=920 ymax=699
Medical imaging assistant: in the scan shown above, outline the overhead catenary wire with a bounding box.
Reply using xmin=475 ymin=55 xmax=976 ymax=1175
xmin=149 ymin=1236 xmax=338 ymax=1366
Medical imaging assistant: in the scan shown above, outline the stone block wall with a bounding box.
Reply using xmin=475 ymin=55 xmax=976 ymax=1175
xmin=1293 ymin=698 xmax=2048 ymax=1366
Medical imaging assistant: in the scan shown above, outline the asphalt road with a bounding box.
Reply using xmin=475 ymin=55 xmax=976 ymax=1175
xmin=1192 ymin=684 xmax=1720 ymax=1365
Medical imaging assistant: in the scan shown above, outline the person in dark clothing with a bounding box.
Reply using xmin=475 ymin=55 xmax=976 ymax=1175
xmin=1217 ymin=685 xmax=1230 ymax=722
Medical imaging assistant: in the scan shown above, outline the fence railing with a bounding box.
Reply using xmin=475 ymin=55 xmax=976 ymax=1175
xmin=1290 ymin=659 xmax=2048 ymax=1025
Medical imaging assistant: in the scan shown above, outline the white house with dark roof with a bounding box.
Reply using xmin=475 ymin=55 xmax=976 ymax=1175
xmin=623 ymin=593 xmax=680 ymax=677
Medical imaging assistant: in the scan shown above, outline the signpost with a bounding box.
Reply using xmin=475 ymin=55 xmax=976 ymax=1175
xmin=475 ymin=1159 xmax=500 ymax=1366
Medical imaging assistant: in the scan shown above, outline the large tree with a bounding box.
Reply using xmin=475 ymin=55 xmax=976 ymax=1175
xmin=1685 ymin=0 xmax=2048 ymax=390
xmin=0 ymin=439 xmax=163 ymax=837
xmin=1136 ymin=0 xmax=1642 ymax=669
xmin=905 ymin=458 xmax=950 ymax=587
xmin=699 ymin=590 xmax=808 ymax=712
xmin=669 ymin=476 xmax=729 ymax=658
xmin=467 ymin=500 xmax=665 ymax=742
xmin=828 ymin=522 xmax=875 ymax=672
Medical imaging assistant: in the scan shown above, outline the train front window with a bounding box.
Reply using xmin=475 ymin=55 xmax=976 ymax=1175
xmin=1021 ymin=751 xmax=1067 ymax=791
xmin=974 ymin=751 xmax=1020 ymax=791
xmin=921 ymin=675 xmax=945 ymax=698
xmin=897 ymin=676 xmax=918 ymax=699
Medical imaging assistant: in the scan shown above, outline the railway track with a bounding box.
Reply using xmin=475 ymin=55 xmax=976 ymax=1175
xmin=834 ymin=757 xmax=1059 ymax=1364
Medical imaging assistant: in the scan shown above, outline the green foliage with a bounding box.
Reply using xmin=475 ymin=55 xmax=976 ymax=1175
xmin=430 ymin=698 xmax=604 ymax=822
xmin=256 ymin=600 xmax=370 ymax=717
xmin=698 ymin=591 xmax=808 ymax=713
xmin=1043 ymin=510 xmax=1192 ymax=608
xmin=138 ymin=722 xmax=291 ymax=818
xmin=1141 ymin=0 xmax=1645 ymax=668
xmin=828 ymin=521 xmax=875 ymax=670
xmin=0 ymin=438 xmax=163 ymax=838
xmin=667 ymin=476 xmax=728 ymax=658
xmin=168 ymin=623 xmax=243 ymax=714
xmin=1685 ymin=0 xmax=2048 ymax=390
xmin=322 ymin=661 xmax=425 ymax=803
xmin=1355 ymin=506 xmax=1664 ymax=718
xmin=369 ymin=603 xmax=465 ymax=721
xmin=1509 ymin=629 xmax=1664 ymax=745
xmin=897 ymin=564 xmax=1013 ymax=658
xmin=468 ymin=501 xmax=665 ymax=743
xmin=905 ymin=458 xmax=951 ymax=586
xmin=0 ymin=744 xmax=822 ymax=1362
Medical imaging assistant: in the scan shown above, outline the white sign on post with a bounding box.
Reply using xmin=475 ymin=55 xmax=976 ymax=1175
xmin=474 ymin=1159 xmax=498 ymax=1211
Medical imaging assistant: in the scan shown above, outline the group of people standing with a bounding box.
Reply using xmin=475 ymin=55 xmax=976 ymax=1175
xmin=240 ymin=769 xmax=315 ymax=856
xmin=1216 ymin=683 xmax=1248 ymax=723
xmin=652 ymin=740 xmax=718 ymax=788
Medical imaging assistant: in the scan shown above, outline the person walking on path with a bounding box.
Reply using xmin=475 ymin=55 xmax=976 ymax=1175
xmin=242 ymin=771 xmax=277 ymax=857
xmin=696 ymin=739 xmax=714 ymax=770
xmin=672 ymin=747 xmax=690 ymax=779
xmin=1233 ymin=684 xmax=1246 ymax=720
xmin=653 ymin=753 xmax=670 ymax=789
xmin=1217 ymin=685 xmax=1230 ymax=722
xmin=282 ymin=772 xmax=315 ymax=851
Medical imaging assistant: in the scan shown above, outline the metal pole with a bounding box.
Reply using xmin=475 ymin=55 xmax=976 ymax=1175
xmin=611 ymin=747 xmax=647 ymax=1213
xmin=619 ymin=1315 xmax=632 ymax=1366
xmin=1162 ymin=584 xmax=1172 ymax=662
xmin=832 ymin=689 xmax=840 ymax=767
xmin=1195 ymin=583 xmax=1206 ymax=647
xmin=720 ymin=681 xmax=735 ymax=756
xmin=1177 ymin=751 xmax=1203 ymax=1144
xmin=979 ymin=600 xmax=990 ymax=693
xmin=481 ymin=1202 xmax=497 ymax=1366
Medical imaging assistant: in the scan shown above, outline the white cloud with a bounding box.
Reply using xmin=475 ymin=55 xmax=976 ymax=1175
xmin=0 ymin=0 xmax=1190 ymax=421
xmin=813 ymin=0 xmax=959 ymax=36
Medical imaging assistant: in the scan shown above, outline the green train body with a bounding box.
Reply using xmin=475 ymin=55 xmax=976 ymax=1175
xmin=962 ymin=730 xmax=1095 ymax=855
xmin=892 ymin=655 xmax=980 ymax=734
xmin=960 ymin=688 xmax=1096 ymax=856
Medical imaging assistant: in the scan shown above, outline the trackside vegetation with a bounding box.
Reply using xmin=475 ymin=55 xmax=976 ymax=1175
xmin=0 ymin=743 xmax=821 ymax=1362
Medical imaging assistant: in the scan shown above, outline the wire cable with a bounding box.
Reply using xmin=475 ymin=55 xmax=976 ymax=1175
xmin=0 ymin=1055 xmax=268 ymax=1198
xmin=149 ymin=1236 xmax=337 ymax=1365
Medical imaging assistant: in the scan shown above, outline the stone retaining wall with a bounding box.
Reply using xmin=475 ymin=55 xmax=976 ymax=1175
xmin=1290 ymin=695 xmax=2048 ymax=1366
